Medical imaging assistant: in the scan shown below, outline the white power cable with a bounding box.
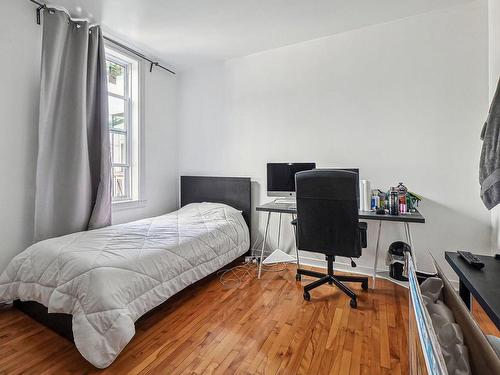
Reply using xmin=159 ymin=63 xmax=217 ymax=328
xmin=217 ymin=261 xmax=288 ymax=289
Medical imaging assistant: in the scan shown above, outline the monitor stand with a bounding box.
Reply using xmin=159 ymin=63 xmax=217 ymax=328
xmin=274 ymin=197 xmax=296 ymax=205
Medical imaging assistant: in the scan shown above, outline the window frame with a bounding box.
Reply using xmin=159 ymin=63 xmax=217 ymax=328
xmin=105 ymin=44 xmax=145 ymax=208
xmin=108 ymin=54 xmax=131 ymax=201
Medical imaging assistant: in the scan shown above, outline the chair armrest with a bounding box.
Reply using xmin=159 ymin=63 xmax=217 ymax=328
xmin=359 ymin=222 xmax=367 ymax=248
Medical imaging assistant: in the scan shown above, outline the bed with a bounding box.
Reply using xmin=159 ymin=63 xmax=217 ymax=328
xmin=0 ymin=176 xmax=251 ymax=368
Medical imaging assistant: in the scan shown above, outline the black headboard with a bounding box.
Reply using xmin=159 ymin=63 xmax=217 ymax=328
xmin=180 ymin=176 xmax=251 ymax=228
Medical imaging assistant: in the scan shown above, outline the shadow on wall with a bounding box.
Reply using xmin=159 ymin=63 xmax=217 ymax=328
xmin=412 ymin=197 xmax=491 ymax=276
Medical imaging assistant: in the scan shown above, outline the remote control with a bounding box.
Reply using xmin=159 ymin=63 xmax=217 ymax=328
xmin=457 ymin=251 xmax=485 ymax=269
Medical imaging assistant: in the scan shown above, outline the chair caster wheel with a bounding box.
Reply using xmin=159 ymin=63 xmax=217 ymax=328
xmin=350 ymin=298 xmax=357 ymax=308
xmin=361 ymin=280 xmax=368 ymax=291
xmin=296 ymin=274 xmax=301 ymax=281
xmin=303 ymin=292 xmax=311 ymax=301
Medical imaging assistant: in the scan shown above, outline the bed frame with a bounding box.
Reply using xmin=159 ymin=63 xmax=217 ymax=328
xmin=180 ymin=175 xmax=251 ymax=228
xmin=14 ymin=175 xmax=252 ymax=343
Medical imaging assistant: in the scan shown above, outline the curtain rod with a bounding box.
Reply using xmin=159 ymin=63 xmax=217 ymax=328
xmin=28 ymin=0 xmax=176 ymax=75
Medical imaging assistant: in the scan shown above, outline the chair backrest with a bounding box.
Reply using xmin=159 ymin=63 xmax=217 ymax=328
xmin=295 ymin=169 xmax=361 ymax=257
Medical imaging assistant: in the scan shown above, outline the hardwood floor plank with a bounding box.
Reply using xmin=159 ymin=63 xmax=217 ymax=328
xmin=378 ymin=291 xmax=392 ymax=369
xmin=348 ymin=316 xmax=363 ymax=375
xmin=339 ymin=350 xmax=352 ymax=375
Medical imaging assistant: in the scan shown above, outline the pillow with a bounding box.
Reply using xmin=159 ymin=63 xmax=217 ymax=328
xmin=437 ymin=322 xmax=464 ymax=350
xmin=430 ymin=312 xmax=451 ymax=332
xmin=422 ymin=295 xmax=434 ymax=307
xmin=430 ymin=311 xmax=471 ymax=375
xmin=421 ymin=277 xmax=471 ymax=375
xmin=426 ymin=299 xmax=455 ymax=323
xmin=420 ymin=277 xmax=444 ymax=302
xmin=443 ymin=344 xmax=471 ymax=375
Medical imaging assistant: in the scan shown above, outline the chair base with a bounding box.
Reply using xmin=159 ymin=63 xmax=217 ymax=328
xmin=297 ymin=257 xmax=368 ymax=308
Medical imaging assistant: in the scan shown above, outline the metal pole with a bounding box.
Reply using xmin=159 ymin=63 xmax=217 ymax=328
xmin=373 ymin=220 xmax=382 ymax=289
xmin=28 ymin=0 xmax=175 ymax=75
xmin=276 ymin=213 xmax=282 ymax=249
xmin=258 ymin=212 xmax=271 ymax=279
xmin=292 ymin=214 xmax=300 ymax=270
xmin=103 ymin=36 xmax=175 ymax=75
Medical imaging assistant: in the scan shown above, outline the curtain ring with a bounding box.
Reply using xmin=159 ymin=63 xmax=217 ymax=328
xmin=36 ymin=4 xmax=46 ymax=25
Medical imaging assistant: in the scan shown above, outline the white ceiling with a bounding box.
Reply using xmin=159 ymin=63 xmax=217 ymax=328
xmin=51 ymin=0 xmax=475 ymax=70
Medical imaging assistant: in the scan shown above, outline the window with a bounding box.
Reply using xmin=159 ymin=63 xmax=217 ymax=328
xmin=105 ymin=46 xmax=142 ymax=204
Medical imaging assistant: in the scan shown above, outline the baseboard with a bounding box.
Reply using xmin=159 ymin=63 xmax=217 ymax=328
xmin=298 ymin=255 xmax=460 ymax=290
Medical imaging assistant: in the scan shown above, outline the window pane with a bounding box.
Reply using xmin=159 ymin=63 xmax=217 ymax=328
xmin=106 ymin=61 xmax=126 ymax=96
xmin=112 ymin=166 xmax=129 ymax=199
xmin=108 ymin=96 xmax=126 ymax=130
xmin=111 ymin=132 xmax=127 ymax=165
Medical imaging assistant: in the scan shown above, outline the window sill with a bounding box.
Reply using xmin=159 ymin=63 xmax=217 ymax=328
xmin=112 ymin=199 xmax=147 ymax=211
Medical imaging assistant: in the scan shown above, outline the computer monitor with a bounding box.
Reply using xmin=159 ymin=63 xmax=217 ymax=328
xmin=267 ymin=163 xmax=316 ymax=197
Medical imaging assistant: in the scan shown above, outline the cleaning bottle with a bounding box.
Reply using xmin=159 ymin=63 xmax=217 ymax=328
xmin=397 ymin=182 xmax=407 ymax=213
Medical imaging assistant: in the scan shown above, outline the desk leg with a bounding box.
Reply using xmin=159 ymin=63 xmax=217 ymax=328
xmin=277 ymin=213 xmax=282 ymax=249
xmin=405 ymin=222 xmax=416 ymax=267
xmin=459 ymin=280 xmax=471 ymax=310
xmin=292 ymin=214 xmax=301 ymax=280
xmin=258 ymin=212 xmax=271 ymax=279
xmin=373 ymin=220 xmax=382 ymax=289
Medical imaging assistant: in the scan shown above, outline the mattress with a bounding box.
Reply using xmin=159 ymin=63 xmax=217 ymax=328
xmin=0 ymin=202 xmax=250 ymax=368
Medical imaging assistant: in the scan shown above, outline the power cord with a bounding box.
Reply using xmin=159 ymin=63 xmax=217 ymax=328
xmin=217 ymin=260 xmax=289 ymax=289
xmin=217 ymin=262 xmax=255 ymax=289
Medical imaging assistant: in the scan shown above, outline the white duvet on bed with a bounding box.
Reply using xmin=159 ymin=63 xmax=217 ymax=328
xmin=0 ymin=202 xmax=249 ymax=368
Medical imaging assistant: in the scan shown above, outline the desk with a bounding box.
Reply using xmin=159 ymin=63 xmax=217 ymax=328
xmin=445 ymin=251 xmax=500 ymax=330
xmin=256 ymin=201 xmax=425 ymax=286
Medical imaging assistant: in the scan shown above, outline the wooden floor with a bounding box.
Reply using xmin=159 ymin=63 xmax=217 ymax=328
xmin=0 ymin=265 xmax=410 ymax=374
xmin=472 ymin=297 xmax=500 ymax=337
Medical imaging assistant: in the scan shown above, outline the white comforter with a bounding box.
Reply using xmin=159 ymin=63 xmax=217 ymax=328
xmin=0 ymin=203 xmax=249 ymax=368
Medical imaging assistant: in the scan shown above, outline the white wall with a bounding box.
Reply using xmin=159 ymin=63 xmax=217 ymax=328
xmin=488 ymin=0 xmax=500 ymax=252
xmin=0 ymin=1 xmax=40 ymax=273
xmin=489 ymin=0 xmax=500 ymax=99
xmin=0 ymin=0 xmax=178 ymax=272
xmin=178 ymin=1 xmax=491 ymax=280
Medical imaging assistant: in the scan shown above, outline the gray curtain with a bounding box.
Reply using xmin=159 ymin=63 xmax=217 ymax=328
xmin=34 ymin=9 xmax=111 ymax=241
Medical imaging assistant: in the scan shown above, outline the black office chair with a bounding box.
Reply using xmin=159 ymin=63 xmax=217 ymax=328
xmin=293 ymin=169 xmax=368 ymax=308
